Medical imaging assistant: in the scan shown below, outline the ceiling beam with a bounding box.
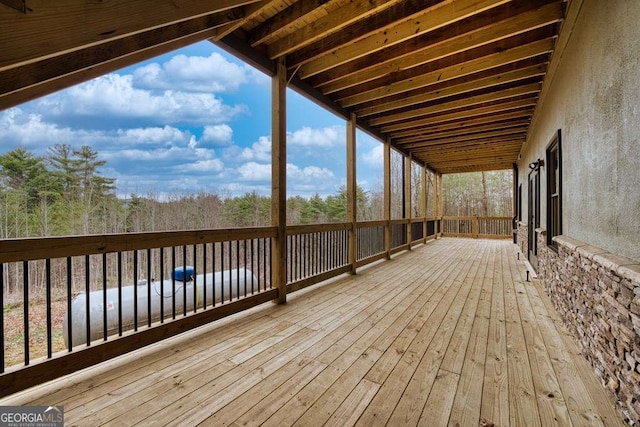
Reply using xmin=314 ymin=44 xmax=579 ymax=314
xmin=391 ymin=118 xmax=531 ymax=140
xmin=267 ymin=0 xmax=402 ymax=59
xmin=389 ymin=111 xmax=533 ymax=137
xmin=397 ymin=128 xmax=528 ymax=147
xmin=379 ymin=97 xmax=537 ymax=132
xmin=367 ymin=83 xmax=541 ymax=126
xmin=211 ymin=0 xmax=280 ymax=41
xmin=286 ymin=0 xmax=439 ymax=68
xmin=302 ymin=0 xmax=563 ymax=80
xmin=292 ymin=0 xmax=511 ymax=77
xmin=419 ymin=143 xmax=523 ymax=157
xmin=356 ymin=63 xmax=546 ymax=117
xmin=249 ymin=0 xmax=329 ymax=47
xmin=339 ymin=37 xmax=554 ymax=107
xmin=0 ymin=0 xmax=259 ymax=72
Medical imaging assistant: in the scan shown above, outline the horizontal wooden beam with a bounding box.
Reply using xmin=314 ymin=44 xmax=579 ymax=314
xmin=0 ymin=13 xmax=240 ymax=109
xmin=379 ymin=98 xmax=538 ymax=133
xmin=398 ymin=128 xmax=528 ymax=148
xmin=392 ymin=119 xmax=531 ymax=142
xmin=310 ymin=0 xmax=563 ymax=86
xmin=431 ymin=160 xmax=516 ymax=172
xmin=422 ymin=145 xmax=523 ymax=159
xmin=389 ymin=109 xmax=534 ymax=138
xmin=0 ymin=0 xmax=259 ymax=72
xmin=339 ymin=37 xmax=554 ymax=107
xmin=408 ymin=136 xmax=525 ymax=151
xmin=211 ymin=0 xmax=278 ymax=41
xmin=296 ymin=0 xmax=511 ymax=78
xmin=368 ymin=83 xmax=541 ymax=126
xmin=267 ymin=0 xmax=401 ymax=59
xmin=249 ymin=0 xmax=328 ymax=47
xmin=356 ymin=63 xmax=546 ymax=117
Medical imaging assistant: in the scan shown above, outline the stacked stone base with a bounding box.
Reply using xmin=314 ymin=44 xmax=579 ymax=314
xmin=527 ymin=228 xmax=640 ymax=425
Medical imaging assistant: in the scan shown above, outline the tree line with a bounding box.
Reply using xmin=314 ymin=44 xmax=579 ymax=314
xmin=0 ymin=146 xmax=512 ymax=239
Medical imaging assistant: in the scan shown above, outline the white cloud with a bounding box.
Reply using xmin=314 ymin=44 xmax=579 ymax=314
xmin=288 ymin=125 xmax=344 ymax=147
xmin=35 ymin=73 xmax=246 ymax=126
xmin=240 ymin=136 xmax=271 ymax=162
xmin=362 ymin=144 xmax=383 ymax=166
xmin=286 ymin=164 xmax=335 ymax=181
xmin=237 ymin=162 xmax=271 ymax=181
xmin=116 ymin=126 xmax=195 ymax=146
xmin=179 ymin=159 xmax=224 ymax=173
xmin=0 ymin=108 xmax=80 ymax=148
xmin=202 ymin=125 xmax=233 ymax=145
xmin=132 ymin=52 xmax=249 ymax=93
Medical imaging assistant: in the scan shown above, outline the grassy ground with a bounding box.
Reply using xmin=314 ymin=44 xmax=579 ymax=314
xmin=3 ymin=295 xmax=67 ymax=368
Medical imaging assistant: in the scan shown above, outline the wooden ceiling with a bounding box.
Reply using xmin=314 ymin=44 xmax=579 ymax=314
xmin=0 ymin=0 xmax=566 ymax=174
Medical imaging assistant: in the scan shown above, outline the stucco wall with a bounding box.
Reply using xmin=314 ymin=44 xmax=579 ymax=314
xmin=518 ymin=0 xmax=640 ymax=262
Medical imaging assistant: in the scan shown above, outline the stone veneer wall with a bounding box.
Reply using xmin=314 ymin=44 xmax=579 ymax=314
xmin=535 ymin=231 xmax=640 ymax=425
xmin=516 ymin=222 xmax=528 ymax=257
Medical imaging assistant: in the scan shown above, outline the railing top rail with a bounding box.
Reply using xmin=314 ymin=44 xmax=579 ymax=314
xmin=442 ymin=216 xmax=512 ymax=220
xmin=285 ymin=222 xmax=351 ymax=235
xmin=356 ymin=220 xmax=387 ymax=228
xmin=0 ymin=226 xmax=278 ymax=263
xmin=389 ymin=218 xmax=410 ymax=225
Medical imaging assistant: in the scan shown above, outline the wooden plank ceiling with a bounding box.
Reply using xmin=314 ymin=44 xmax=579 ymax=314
xmin=0 ymin=0 xmax=566 ymax=174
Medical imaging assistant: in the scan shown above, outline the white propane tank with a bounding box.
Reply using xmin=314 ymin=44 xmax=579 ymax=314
xmin=63 ymin=267 xmax=258 ymax=348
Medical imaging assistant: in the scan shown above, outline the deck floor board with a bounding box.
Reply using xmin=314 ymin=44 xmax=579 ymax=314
xmin=1 ymin=238 xmax=625 ymax=427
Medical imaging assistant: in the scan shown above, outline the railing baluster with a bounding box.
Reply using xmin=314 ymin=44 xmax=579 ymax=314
xmin=192 ymin=244 xmax=197 ymax=313
xmin=102 ymin=253 xmax=107 ymax=340
xmin=243 ymin=240 xmax=247 ymax=297
xmin=171 ymin=247 xmax=176 ymax=319
xmin=228 ymin=240 xmax=232 ymax=302
xmin=250 ymin=239 xmax=255 ymax=294
xmin=268 ymin=237 xmax=272 ymax=289
xmin=133 ymin=250 xmax=138 ymax=331
xmin=67 ymin=257 xmax=72 ymax=352
xmin=236 ymin=240 xmax=240 ymax=299
xmin=85 ymin=254 xmax=91 ymax=346
xmin=146 ymin=248 xmax=151 ymax=327
xmin=203 ymin=243 xmax=208 ymax=310
xmin=182 ymin=245 xmax=187 ymax=317
xmin=220 ymin=241 xmax=223 ymax=303
xmin=45 ymin=259 xmax=52 ymax=359
xmin=213 ymin=242 xmax=217 ymax=306
xmin=23 ymin=261 xmax=29 ymax=365
xmin=160 ymin=248 xmax=164 ymax=323
xmin=117 ymin=252 xmax=123 ymax=336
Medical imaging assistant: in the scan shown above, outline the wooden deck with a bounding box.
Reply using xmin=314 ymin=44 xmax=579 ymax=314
xmin=1 ymin=238 xmax=624 ymax=426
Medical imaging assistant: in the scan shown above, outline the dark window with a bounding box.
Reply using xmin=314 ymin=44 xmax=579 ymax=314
xmin=546 ymin=130 xmax=562 ymax=249
xmin=518 ymin=183 xmax=522 ymax=222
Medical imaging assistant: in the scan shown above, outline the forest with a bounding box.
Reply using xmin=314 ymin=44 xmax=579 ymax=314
xmin=0 ymin=145 xmax=512 ymax=240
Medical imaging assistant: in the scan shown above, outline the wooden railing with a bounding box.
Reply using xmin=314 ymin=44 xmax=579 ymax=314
xmin=441 ymin=216 xmax=512 ymax=239
xmin=0 ymin=218 xmax=440 ymax=396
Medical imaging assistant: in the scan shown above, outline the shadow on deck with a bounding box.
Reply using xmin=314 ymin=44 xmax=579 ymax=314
xmin=0 ymin=238 xmax=624 ymax=426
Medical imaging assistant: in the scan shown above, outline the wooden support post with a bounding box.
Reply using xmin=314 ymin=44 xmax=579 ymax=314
xmin=347 ymin=113 xmax=357 ymax=274
xmin=405 ymin=153 xmax=412 ymax=248
xmin=421 ymin=164 xmax=427 ymax=243
xmin=384 ymin=139 xmax=391 ymax=259
xmin=434 ymin=172 xmax=442 ymax=237
xmin=271 ymin=57 xmax=287 ymax=304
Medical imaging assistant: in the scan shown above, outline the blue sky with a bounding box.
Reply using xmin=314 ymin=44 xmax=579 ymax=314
xmin=0 ymin=41 xmax=384 ymax=199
